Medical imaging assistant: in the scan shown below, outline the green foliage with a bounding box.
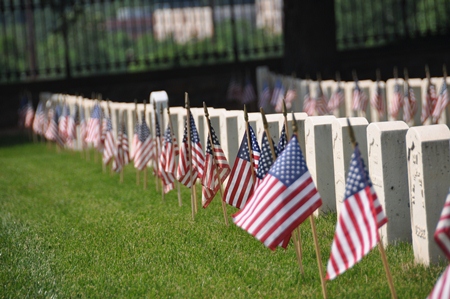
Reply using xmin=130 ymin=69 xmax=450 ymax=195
xmin=0 ymin=135 xmax=446 ymax=298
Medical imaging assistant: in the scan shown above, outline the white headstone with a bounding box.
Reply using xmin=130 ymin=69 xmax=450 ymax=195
xmin=406 ymin=124 xmax=450 ymax=265
xmin=305 ymin=115 xmax=336 ymax=216
xmin=367 ymin=121 xmax=410 ymax=246
xmin=332 ymin=117 xmax=369 ymax=215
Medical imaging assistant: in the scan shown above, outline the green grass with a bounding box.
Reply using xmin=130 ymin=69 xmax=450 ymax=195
xmin=0 ymin=134 xmax=446 ymax=298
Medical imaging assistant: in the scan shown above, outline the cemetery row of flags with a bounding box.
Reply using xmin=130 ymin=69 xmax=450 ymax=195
xmin=232 ymin=72 xmax=449 ymax=124
xmin=20 ymin=97 xmax=450 ymax=298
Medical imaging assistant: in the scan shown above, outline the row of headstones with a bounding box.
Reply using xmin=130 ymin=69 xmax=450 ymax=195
xmin=46 ymin=91 xmax=450 ymax=266
xmin=256 ymin=66 xmax=450 ymax=126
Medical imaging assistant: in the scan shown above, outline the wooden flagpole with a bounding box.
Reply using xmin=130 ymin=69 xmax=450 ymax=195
xmin=154 ymin=102 xmax=164 ymax=201
xmin=134 ymin=99 xmax=140 ymax=186
xmin=204 ymin=102 xmax=229 ymax=226
xmin=346 ymin=118 xmax=397 ymax=299
xmin=120 ymin=110 xmax=125 ymax=184
xmin=292 ymin=112 xmax=327 ymax=299
xmin=283 ymin=101 xmax=305 ymax=274
xmin=186 ymin=93 xmax=196 ymax=220
xmin=143 ymin=99 xmax=148 ymax=190
xmin=243 ymin=105 xmax=257 ymax=187
xmin=167 ymin=105 xmax=182 ymax=206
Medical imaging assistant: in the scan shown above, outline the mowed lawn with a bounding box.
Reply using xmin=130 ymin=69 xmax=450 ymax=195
xmin=0 ymin=134 xmax=446 ymax=298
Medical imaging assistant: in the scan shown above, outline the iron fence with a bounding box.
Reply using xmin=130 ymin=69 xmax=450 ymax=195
xmin=335 ymin=0 xmax=450 ymax=50
xmin=0 ymin=0 xmax=284 ymax=83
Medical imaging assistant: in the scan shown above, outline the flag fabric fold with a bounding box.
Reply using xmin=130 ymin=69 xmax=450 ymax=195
xmin=352 ymin=80 xmax=369 ymax=113
xmin=159 ymin=125 xmax=178 ymax=193
xmin=315 ymin=82 xmax=330 ymax=115
xmin=177 ymin=114 xmax=205 ymax=187
xmin=255 ymin=131 xmax=278 ymax=187
xmin=303 ymin=84 xmax=315 ymax=116
xmin=32 ymin=102 xmax=45 ymax=135
xmin=434 ymin=189 xmax=450 ymax=261
xmin=233 ymin=134 xmax=322 ymax=250
xmin=102 ymin=116 xmax=117 ymax=165
xmin=432 ymin=78 xmax=449 ymax=124
xmin=326 ymin=144 xmax=387 ymax=280
xmin=86 ymin=104 xmax=102 ymax=148
xmin=328 ymin=83 xmax=345 ymax=113
xmin=224 ymin=124 xmax=261 ymax=209
xmin=277 ymin=124 xmax=287 ymax=154
xmin=427 ymin=265 xmax=450 ymax=299
xmin=201 ymin=122 xmax=231 ymax=208
xmin=134 ymin=113 xmax=153 ymax=171
xmin=390 ymin=81 xmax=403 ymax=119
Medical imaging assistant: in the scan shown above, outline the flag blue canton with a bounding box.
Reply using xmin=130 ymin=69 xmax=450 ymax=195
xmin=55 ymin=104 xmax=62 ymax=120
xmin=91 ymin=104 xmax=101 ymax=119
xmin=277 ymin=124 xmax=287 ymax=153
xmin=155 ymin=116 xmax=161 ymax=137
xmin=106 ymin=117 xmax=113 ymax=131
xmin=344 ymin=144 xmax=371 ymax=199
xmin=248 ymin=125 xmax=260 ymax=153
xmin=256 ymin=131 xmax=278 ymax=180
xmin=269 ymin=135 xmax=306 ymax=186
xmin=139 ymin=120 xmax=150 ymax=142
xmin=163 ymin=126 xmax=172 ymax=144
xmin=206 ymin=123 xmax=220 ymax=155
xmin=394 ymin=83 xmax=401 ymax=93
xmin=189 ymin=114 xmax=200 ymax=143
xmin=440 ymin=80 xmax=448 ymax=95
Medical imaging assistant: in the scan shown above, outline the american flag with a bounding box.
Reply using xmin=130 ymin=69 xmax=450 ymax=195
xmin=44 ymin=108 xmax=63 ymax=146
xmin=315 ymin=82 xmax=330 ymax=115
xmin=32 ymin=102 xmax=44 ymax=135
xmin=224 ymin=124 xmax=261 ymax=209
xmin=159 ymin=125 xmax=178 ymax=193
xmin=100 ymin=109 xmax=107 ymax=148
xmin=255 ymin=131 xmax=278 ymax=187
xmin=241 ymin=77 xmax=256 ymax=104
xmin=328 ymin=83 xmax=345 ymax=113
xmin=303 ymin=83 xmax=315 ymax=116
xmin=113 ymin=122 xmax=130 ymax=172
xmin=427 ymin=265 xmax=450 ymax=299
xmin=177 ymin=114 xmax=205 ymax=187
xmin=130 ymin=119 xmax=140 ymax=161
xmin=134 ymin=113 xmax=153 ymax=171
xmin=271 ymin=79 xmax=285 ymax=108
xmin=421 ymin=81 xmax=438 ymax=124
xmin=152 ymin=113 xmax=162 ymax=166
xmin=432 ymin=78 xmax=449 ymax=124
xmin=86 ymin=104 xmax=102 ymax=148
xmin=282 ymin=88 xmax=296 ymax=111
xmin=58 ymin=105 xmax=69 ymax=142
xmin=201 ymin=121 xmax=231 ymax=208
xmin=24 ymin=101 xmax=34 ymax=129
xmin=79 ymin=108 xmax=87 ymax=149
xmin=434 ymin=190 xmax=450 ymax=261
xmin=277 ymin=124 xmax=287 ymax=154
xmin=326 ymin=144 xmax=387 ymax=280
xmin=102 ymin=116 xmax=117 ymax=165
xmin=259 ymin=80 xmax=272 ymax=109
xmin=233 ymin=134 xmax=322 ymax=250
xmin=227 ymin=76 xmax=243 ymax=102
xmin=390 ymin=81 xmax=403 ymax=119
xmin=402 ymin=83 xmax=417 ymax=123
xmin=371 ymin=81 xmax=384 ymax=118
xmin=352 ymin=80 xmax=369 ymax=113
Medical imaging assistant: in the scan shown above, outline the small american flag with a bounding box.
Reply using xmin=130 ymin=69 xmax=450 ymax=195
xmin=66 ymin=106 xmax=77 ymax=148
xmin=177 ymin=114 xmax=205 ymax=187
xmin=277 ymin=124 xmax=287 ymax=154
xmin=390 ymin=81 xmax=403 ymax=119
xmin=271 ymin=79 xmax=285 ymax=108
xmin=86 ymin=104 xmax=102 ymax=148
xmin=233 ymin=134 xmax=322 ymax=250
xmin=315 ymin=82 xmax=330 ymax=115
xmin=24 ymin=101 xmax=34 ymax=129
xmin=303 ymin=83 xmax=315 ymax=116
xmin=421 ymin=81 xmax=438 ymax=124
xmin=241 ymin=77 xmax=256 ymax=104
xmin=32 ymin=102 xmax=44 ymax=135
xmin=434 ymin=189 xmax=450 ymax=261
xmin=227 ymin=76 xmax=243 ymax=101
xmin=402 ymin=83 xmax=417 ymax=123
xmin=259 ymin=80 xmax=272 ymax=109
xmin=352 ymin=80 xmax=369 ymax=113
xmin=432 ymin=78 xmax=449 ymax=124
xmin=371 ymin=81 xmax=384 ymax=118
xmin=45 ymin=108 xmax=64 ymax=147
xmin=102 ymin=116 xmax=117 ymax=165
xmin=427 ymin=265 xmax=450 ymax=299
xmin=201 ymin=121 xmax=231 ymax=208
xmin=58 ymin=105 xmax=69 ymax=142
xmin=79 ymin=108 xmax=87 ymax=149
xmin=113 ymin=122 xmax=130 ymax=172
xmin=134 ymin=114 xmax=153 ymax=171
xmin=326 ymin=144 xmax=387 ymax=280
xmin=328 ymin=83 xmax=345 ymax=113
xmin=255 ymin=131 xmax=278 ymax=187
xmin=159 ymin=125 xmax=178 ymax=193
xmin=113 ymin=128 xmax=124 ymax=172
xmin=224 ymin=124 xmax=261 ymax=209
